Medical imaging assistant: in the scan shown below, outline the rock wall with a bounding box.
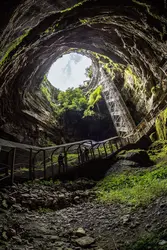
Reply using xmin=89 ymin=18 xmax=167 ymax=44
xmin=0 ymin=0 xmax=167 ymax=142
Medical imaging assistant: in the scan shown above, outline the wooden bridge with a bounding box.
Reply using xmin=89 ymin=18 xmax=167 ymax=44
xmin=0 ymin=101 xmax=162 ymax=184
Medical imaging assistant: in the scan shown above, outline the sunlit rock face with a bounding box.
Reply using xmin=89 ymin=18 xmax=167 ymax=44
xmin=0 ymin=0 xmax=167 ymax=143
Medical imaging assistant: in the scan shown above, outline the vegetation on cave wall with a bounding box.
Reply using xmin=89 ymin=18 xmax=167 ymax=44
xmin=124 ymin=65 xmax=143 ymax=92
xmin=39 ymin=75 xmax=114 ymax=142
xmin=95 ymin=143 xmax=167 ymax=207
xmin=0 ymin=29 xmax=30 ymax=67
xmin=85 ymin=65 xmax=93 ymax=79
xmin=92 ymin=51 xmax=125 ymax=80
xmin=84 ymin=85 xmax=102 ymax=117
xmin=57 ymin=87 xmax=88 ymax=114
xmin=91 ymin=51 xmax=146 ymax=123
xmin=40 ymin=75 xmax=60 ymax=116
xmin=40 ymin=75 xmax=103 ymax=119
xmin=155 ymin=108 xmax=167 ymax=140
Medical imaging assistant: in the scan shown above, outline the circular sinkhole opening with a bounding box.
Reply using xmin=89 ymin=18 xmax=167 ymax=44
xmin=47 ymin=52 xmax=92 ymax=91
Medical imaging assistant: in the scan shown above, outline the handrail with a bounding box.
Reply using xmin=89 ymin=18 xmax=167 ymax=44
xmin=1 ymin=97 xmax=167 ymax=184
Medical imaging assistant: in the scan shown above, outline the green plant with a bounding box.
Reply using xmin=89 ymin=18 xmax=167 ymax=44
xmin=155 ymin=108 xmax=167 ymax=140
xmin=80 ymin=19 xmax=89 ymax=24
xmin=92 ymin=51 xmax=124 ymax=80
xmin=124 ymin=65 xmax=142 ymax=91
xmin=0 ymin=30 xmax=30 ymax=67
xmin=132 ymin=0 xmax=165 ymax=23
xmin=148 ymin=141 xmax=167 ymax=163
xmin=15 ymin=167 xmax=29 ymax=173
xmin=85 ymin=65 xmax=93 ymax=79
xmin=149 ymin=132 xmax=157 ymax=142
xmin=37 ymin=207 xmax=53 ymax=213
xmin=40 ymin=77 xmax=59 ymax=115
xmin=57 ymin=87 xmax=88 ymax=114
xmin=44 ymin=23 xmax=59 ymax=35
xmin=84 ymin=86 xmax=102 ymax=117
xmin=60 ymin=0 xmax=87 ymax=13
xmin=95 ymin=157 xmax=167 ymax=207
xmin=125 ymin=230 xmax=167 ymax=250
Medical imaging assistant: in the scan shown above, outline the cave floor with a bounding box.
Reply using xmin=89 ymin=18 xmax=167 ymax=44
xmin=0 ymin=180 xmax=167 ymax=250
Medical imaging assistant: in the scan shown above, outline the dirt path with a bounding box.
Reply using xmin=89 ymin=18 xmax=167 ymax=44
xmin=1 ymin=181 xmax=167 ymax=250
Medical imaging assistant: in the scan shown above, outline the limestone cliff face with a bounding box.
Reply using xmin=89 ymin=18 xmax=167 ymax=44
xmin=0 ymin=0 xmax=167 ymax=143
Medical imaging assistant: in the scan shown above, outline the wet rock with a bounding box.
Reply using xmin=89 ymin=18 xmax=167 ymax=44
xmin=12 ymin=204 xmax=22 ymax=212
xmin=159 ymin=240 xmax=167 ymax=246
xmin=118 ymin=150 xmax=153 ymax=167
xmin=7 ymin=228 xmax=16 ymax=237
xmin=49 ymin=235 xmax=60 ymax=241
xmin=7 ymin=197 xmax=16 ymax=205
xmin=75 ymin=236 xmax=95 ymax=247
xmin=121 ymin=214 xmax=130 ymax=224
xmin=55 ymin=241 xmax=64 ymax=247
xmin=74 ymin=196 xmax=80 ymax=204
xmin=106 ymin=160 xmax=139 ymax=176
xmin=12 ymin=236 xmax=22 ymax=244
xmin=75 ymin=227 xmax=86 ymax=237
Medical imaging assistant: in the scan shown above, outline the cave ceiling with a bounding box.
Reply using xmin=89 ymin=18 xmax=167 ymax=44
xmin=0 ymin=0 xmax=167 ymax=128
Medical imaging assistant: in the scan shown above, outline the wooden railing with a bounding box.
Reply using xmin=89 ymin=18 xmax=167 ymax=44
xmin=1 ymin=99 xmax=167 ymax=184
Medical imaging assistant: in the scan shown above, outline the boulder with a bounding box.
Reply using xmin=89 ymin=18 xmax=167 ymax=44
xmin=117 ymin=150 xmax=153 ymax=167
xmin=105 ymin=160 xmax=139 ymax=176
xmin=75 ymin=236 xmax=95 ymax=247
xmin=75 ymin=227 xmax=86 ymax=237
xmin=159 ymin=240 xmax=167 ymax=246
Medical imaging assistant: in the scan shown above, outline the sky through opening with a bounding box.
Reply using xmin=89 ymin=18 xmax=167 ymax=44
xmin=47 ymin=53 xmax=92 ymax=91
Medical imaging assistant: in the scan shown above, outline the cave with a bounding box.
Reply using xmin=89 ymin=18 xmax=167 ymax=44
xmin=0 ymin=0 xmax=167 ymax=146
xmin=0 ymin=1 xmax=167 ymax=249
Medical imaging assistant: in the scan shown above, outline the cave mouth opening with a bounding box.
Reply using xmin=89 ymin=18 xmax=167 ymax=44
xmin=47 ymin=52 xmax=92 ymax=91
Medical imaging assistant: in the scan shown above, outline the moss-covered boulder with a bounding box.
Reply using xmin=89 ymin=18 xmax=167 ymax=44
xmin=105 ymin=160 xmax=140 ymax=176
xmin=117 ymin=149 xmax=153 ymax=167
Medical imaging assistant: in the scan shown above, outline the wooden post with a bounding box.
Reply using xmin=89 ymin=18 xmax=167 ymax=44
xmin=90 ymin=142 xmax=95 ymax=159
xmin=29 ymin=148 xmax=33 ymax=180
xmin=78 ymin=145 xmax=81 ymax=165
xmin=126 ymin=137 xmax=130 ymax=145
xmin=115 ymin=141 xmax=118 ymax=151
xmin=109 ymin=141 xmax=113 ymax=153
xmin=51 ymin=152 xmax=54 ymax=179
xmin=64 ymin=147 xmax=67 ymax=172
xmin=11 ymin=148 xmax=16 ymax=184
xmin=98 ymin=146 xmax=101 ymax=158
xmin=43 ymin=150 xmax=46 ymax=180
xmin=119 ymin=139 xmax=123 ymax=147
xmin=92 ymin=147 xmax=95 ymax=160
xmin=32 ymin=150 xmax=39 ymax=181
xmin=6 ymin=149 xmax=12 ymax=177
xmin=32 ymin=156 xmax=35 ymax=181
xmin=103 ymin=143 xmax=107 ymax=157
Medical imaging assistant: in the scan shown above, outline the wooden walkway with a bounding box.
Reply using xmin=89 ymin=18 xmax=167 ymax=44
xmin=0 ymin=99 xmax=166 ymax=184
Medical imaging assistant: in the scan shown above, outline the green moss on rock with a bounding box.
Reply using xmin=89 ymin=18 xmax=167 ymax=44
xmin=149 ymin=132 xmax=157 ymax=142
xmin=155 ymin=108 xmax=167 ymax=140
xmin=125 ymin=230 xmax=167 ymax=250
xmin=95 ymin=160 xmax=167 ymax=206
xmin=60 ymin=0 xmax=88 ymax=13
xmin=0 ymin=30 xmax=30 ymax=67
xmin=124 ymin=65 xmax=142 ymax=91
xmin=92 ymin=51 xmax=124 ymax=80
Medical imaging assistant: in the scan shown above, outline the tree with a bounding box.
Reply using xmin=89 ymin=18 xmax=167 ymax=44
xmin=84 ymin=85 xmax=102 ymax=117
xmin=57 ymin=87 xmax=88 ymax=114
xmin=85 ymin=65 xmax=93 ymax=79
